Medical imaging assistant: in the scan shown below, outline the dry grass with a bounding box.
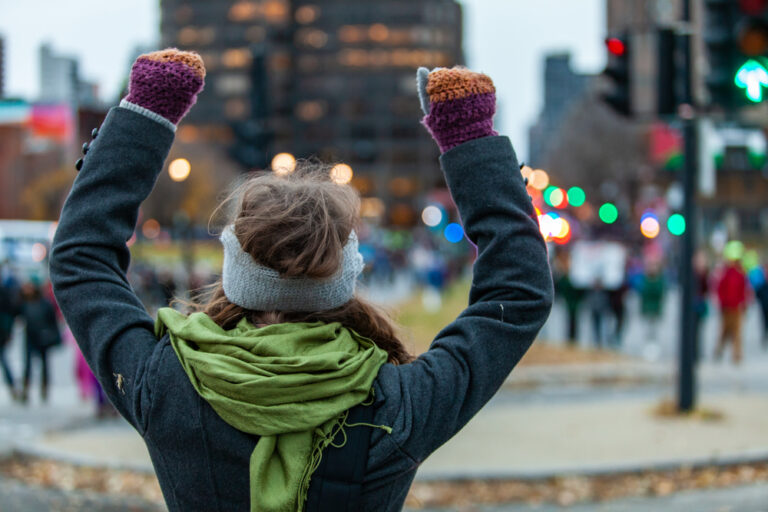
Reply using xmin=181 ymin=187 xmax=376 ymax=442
xmin=395 ymin=279 xmax=627 ymax=366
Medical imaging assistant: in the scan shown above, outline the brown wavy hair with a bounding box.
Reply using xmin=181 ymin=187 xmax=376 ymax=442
xmin=190 ymin=162 xmax=413 ymax=365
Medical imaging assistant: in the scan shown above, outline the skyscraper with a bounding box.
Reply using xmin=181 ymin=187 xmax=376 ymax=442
xmin=0 ymin=35 xmax=5 ymax=98
xmin=160 ymin=0 xmax=464 ymax=224
xmin=528 ymin=53 xmax=594 ymax=167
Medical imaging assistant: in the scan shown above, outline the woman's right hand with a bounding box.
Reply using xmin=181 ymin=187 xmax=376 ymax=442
xmin=416 ymin=67 xmax=498 ymax=153
xmin=123 ymin=48 xmax=206 ymax=125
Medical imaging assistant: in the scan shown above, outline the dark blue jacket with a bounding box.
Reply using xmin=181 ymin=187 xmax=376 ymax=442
xmin=50 ymin=107 xmax=552 ymax=511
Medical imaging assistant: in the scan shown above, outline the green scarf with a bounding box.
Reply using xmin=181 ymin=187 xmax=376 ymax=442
xmin=155 ymin=308 xmax=389 ymax=512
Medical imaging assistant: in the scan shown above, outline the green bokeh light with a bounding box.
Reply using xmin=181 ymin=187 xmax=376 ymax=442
xmin=724 ymin=240 xmax=745 ymax=262
xmin=598 ymin=203 xmax=618 ymax=224
xmin=667 ymin=214 xmax=686 ymax=236
xmin=567 ymin=187 xmax=586 ymax=207
xmin=543 ymin=186 xmax=558 ymax=207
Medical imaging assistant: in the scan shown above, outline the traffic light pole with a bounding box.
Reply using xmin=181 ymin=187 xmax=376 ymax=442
xmin=678 ymin=0 xmax=698 ymax=412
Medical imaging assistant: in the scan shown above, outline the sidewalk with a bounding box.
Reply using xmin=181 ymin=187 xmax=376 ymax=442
xmin=7 ymin=391 xmax=768 ymax=482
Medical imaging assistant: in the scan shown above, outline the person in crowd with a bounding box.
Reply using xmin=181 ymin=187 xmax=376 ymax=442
xmin=586 ymin=278 xmax=610 ymax=348
xmin=746 ymin=256 xmax=768 ymax=349
xmin=49 ymin=50 xmax=552 ymax=511
xmin=693 ymin=250 xmax=710 ymax=362
xmin=639 ymin=263 xmax=665 ymax=360
xmin=716 ymin=254 xmax=748 ymax=363
xmin=19 ymin=280 xmax=61 ymax=403
xmin=0 ymin=263 xmax=20 ymax=401
xmin=553 ymin=252 xmax=583 ymax=345
xmin=608 ymin=279 xmax=628 ymax=349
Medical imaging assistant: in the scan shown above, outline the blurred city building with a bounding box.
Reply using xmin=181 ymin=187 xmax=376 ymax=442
xmin=0 ymin=43 xmax=108 ymax=220
xmin=39 ymin=43 xmax=101 ymax=109
xmin=0 ymin=35 xmax=5 ymax=98
xmin=528 ymin=53 xmax=595 ymax=167
xmin=160 ymin=0 xmax=464 ymax=226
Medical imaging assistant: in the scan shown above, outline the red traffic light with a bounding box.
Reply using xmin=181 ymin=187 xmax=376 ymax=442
xmin=740 ymin=0 xmax=768 ymax=15
xmin=606 ymin=37 xmax=626 ymax=56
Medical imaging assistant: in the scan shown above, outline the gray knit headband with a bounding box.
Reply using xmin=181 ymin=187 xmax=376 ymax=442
xmin=220 ymin=226 xmax=364 ymax=312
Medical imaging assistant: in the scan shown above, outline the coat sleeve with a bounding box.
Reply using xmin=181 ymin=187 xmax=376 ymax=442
xmin=375 ymin=135 xmax=553 ymax=462
xmin=49 ymin=107 xmax=174 ymax=433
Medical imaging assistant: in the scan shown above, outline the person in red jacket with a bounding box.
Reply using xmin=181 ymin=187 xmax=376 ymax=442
xmin=715 ymin=258 xmax=748 ymax=363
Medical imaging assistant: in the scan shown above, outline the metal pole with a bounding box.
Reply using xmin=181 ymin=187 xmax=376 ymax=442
xmin=677 ymin=0 xmax=698 ymax=412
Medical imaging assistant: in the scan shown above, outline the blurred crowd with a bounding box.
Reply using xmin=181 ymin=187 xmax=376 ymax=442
xmin=0 ymin=223 xmax=474 ymax=414
xmin=552 ymin=242 xmax=768 ymax=364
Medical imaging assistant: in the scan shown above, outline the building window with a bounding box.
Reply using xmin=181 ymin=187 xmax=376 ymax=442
xmin=179 ymin=26 xmax=216 ymax=45
xmin=229 ymin=1 xmax=260 ymax=22
xmin=297 ymin=28 xmax=328 ymax=49
xmin=263 ymin=0 xmax=288 ymax=23
xmin=295 ymin=5 xmax=320 ymax=24
xmin=338 ymin=25 xmax=365 ymax=44
xmin=298 ymin=55 xmax=322 ymax=73
xmin=199 ymin=52 xmax=219 ymax=70
xmin=177 ymin=125 xmax=200 ymax=143
xmin=177 ymin=27 xmax=198 ymax=45
xmin=215 ymin=74 xmax=249 ymax=95
xmin=222 ymin=48 xmax=252 ymax=68
xmin=369 ymin=24 xmax=389 ymax=43
xmin=245 ymin=25 xmax=266 ymax=42
xmin=175 ymin=6 xmax=193 ymax=24
xmin=296 ymin=100 xmax=327 ymax=121
xmin=225 ymin=98 xmax=249 ymax=119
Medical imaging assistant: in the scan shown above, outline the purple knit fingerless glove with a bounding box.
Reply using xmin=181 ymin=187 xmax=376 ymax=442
xmin=123 ymin=49 xmax=205 ymax=126
xmin=417 ymin=67 xmax=498 ymax=153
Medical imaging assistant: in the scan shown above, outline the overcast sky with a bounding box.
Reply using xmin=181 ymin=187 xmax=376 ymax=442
xmin=0 ymin=0 xmax=605 ymax=160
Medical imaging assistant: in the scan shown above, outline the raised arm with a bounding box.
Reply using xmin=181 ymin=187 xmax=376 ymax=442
xmin=49 ymin=49 xmax=205 ymax=431
xmin=375 ymin=68 xmax=553 ymax=461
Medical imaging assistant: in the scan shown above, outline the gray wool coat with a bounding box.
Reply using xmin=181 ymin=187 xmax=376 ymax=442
xmin=50 ymin=107 xmax=553 ymax=511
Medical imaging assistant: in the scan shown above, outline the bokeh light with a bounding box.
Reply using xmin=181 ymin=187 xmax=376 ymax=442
xmin=421 ymin=205 xmax=443 ymax=227
xmin=168 ymin=158 xmax=191 ymax=182
xmin=444 ymin=223 xmax=464 ymax=243
xmin=543 ymin=186 xmax=557 ymax=207
xmin=567 ymin=187 xmax=586 ymax=207
xmin=330 ymin=163 xmax=353 ymax=184
xmin=528 ymin=169 xmax=550 ymax=190
xmin=520 ymin=165 xmax=533 ymax=180
xmin=743 ymin=249 xmax=760 ymax=270
xmin=550 ymin=188 xmax=568 ymax=209
xmin=640 ymin=217 xmax=661 ymax=239
xmin=598 ymin=203 xmax=619 ymax=224
xmin=667 ymin=214 xmax=686 ymax=236
xmin=724 ymin=240 xmax=745 ymax=261
xmin=142 ymin=219 xmax=161 ymax=239
xmin=271 ymin=152 xmax=296 ymax=175
xmin=31 ymin=243 xmax=47 ymax=262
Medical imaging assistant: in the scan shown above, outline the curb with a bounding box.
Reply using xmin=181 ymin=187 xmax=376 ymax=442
xmin=503 ymin=362 xmax=673 ymax=390
xmin=9 ymin=441 xmax=156 ymax=475
xmin=414 ymin=450 xmax=768 ymax=482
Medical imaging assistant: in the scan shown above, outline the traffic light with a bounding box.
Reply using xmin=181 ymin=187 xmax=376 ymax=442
xmin=704 ymin=0 xmax=768 ymax=109
xmin=657 ymin=28 xmax=678 ymax=116
xmin=602 ymin=33 xmax=632 ymax=116
xmin=229 ymin=45 xmax=272 ymax=170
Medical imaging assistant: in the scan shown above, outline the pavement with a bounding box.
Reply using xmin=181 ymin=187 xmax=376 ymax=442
xmin=409 ymin=484 xmax=768 ymax=512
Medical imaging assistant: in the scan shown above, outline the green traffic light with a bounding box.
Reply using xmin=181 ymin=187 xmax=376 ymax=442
xmin=735 ymin=59 xmax=768 ymax=103
xmin=567 ymin=187 xmax=586 ymax=207
xmin=667 ymin=214 xmax=686 ymax=236
xmin=599 ymin=203 xmax=618 ymax=224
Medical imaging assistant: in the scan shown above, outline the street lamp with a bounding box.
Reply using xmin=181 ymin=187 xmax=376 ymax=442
xmin=168 ymin=158 xmax=191 ymax=182
xmin=330 ymin=163 xmax=353 ymax=184
xmin=272 ymin=153 xmax=296 ymax=175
